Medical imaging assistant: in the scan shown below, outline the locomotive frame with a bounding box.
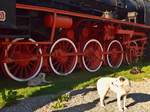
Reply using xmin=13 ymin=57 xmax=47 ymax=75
xmin=0 ymin=2 xmax=149 ymax=81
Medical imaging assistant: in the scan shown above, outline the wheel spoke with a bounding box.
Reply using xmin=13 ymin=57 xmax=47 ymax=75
xmin=13 ymin=65 xmax=21 ymax=76
xmin=24 ymin=67 xmax=28 ymax=76
xmin=27 ymin=65 xmax=32 ymax=72
xmin=9 ymin=63 xmax=17 ymax=71
xmin=56 ymin=62 xmax=61 ymax=72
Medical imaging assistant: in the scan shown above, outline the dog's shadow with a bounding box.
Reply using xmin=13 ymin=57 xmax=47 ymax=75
xmin=127 ymin=93 xmax=150 ymax=107
xmin=107 ymin=93 xmax=150 ymax=107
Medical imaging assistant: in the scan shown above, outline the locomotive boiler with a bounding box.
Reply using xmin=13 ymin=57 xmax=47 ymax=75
xmin=0 ymin=0 xmax=150 ymax=82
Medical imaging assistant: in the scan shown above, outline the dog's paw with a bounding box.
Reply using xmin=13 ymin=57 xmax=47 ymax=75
xmin=101 ymin=105 xmax=105 ymax=108
xmin=99 ymin=103 xmax=105 ymax=108
xmin=124 ymin=106 xmax=128 ymax=110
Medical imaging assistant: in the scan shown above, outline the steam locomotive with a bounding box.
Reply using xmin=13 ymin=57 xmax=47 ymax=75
xmin=0 ymin=0 xmax=150 ymax=82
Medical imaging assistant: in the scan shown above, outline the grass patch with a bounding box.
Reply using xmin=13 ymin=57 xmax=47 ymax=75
xmin=51 ymin=93 xmax=71 ymax=109
xmin=114 ymin=64 xmax=150 ymax=81
xmin=0 ymin=61 xmax=150 ymax=108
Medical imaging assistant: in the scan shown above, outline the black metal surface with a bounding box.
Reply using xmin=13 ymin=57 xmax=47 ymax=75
xmin=16 ymin=0 xmax=150 ymax=24
xmin=144 ymin=1 xmax=150 ymax=25
xmin=0 ymin=0 xmax=16 ymax=28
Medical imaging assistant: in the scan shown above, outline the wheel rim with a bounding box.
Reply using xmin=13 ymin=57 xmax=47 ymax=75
xmin=49 ymin=38 xmax=78 ymax=76
xmin=126 ymin=41 xmax=138 ymax=65
xmin=4 ymin=38 xmax=43 ymax=81
xmin=82 ymin=39 xmax=104 ymax=72
xmin=107 ymin=40 xmax=123 ymax=68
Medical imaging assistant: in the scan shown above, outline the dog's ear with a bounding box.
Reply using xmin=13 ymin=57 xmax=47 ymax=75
xmin=116 ymin=76 xmax=127 ymax=86
xmin=118 ymin=76 xmax=131 ymax=87
xmin=118 ymin=76 xmax=126 ymax=82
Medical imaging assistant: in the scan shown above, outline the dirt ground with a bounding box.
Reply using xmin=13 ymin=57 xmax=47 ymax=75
xmin=36 ymin=79 xmax=150 ymax=112
xmin=1 ymin=79 xmax=150 ymax=112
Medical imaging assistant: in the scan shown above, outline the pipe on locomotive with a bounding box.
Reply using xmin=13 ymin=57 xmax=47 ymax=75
xmin=44 ymin=15 xmax=73 ymax=28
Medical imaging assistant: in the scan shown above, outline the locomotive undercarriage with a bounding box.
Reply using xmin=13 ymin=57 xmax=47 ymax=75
xmin=0 ymin=3 xmax=148 ymax=81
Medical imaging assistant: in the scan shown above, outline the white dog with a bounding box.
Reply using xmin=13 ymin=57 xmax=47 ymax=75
xmin=27 ymin=73 xmax=50 ymax=86
xmin=97 ymin=76 xmax=131 ymax=111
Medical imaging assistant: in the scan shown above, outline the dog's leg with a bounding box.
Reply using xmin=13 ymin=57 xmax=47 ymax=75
xmin=100 ymin=96 xmax=105 ymax=107
xmin=123 ymin=95 xmax=127 ymax=110
xmin=99 ymin=88 xmax=109 ymax=107
xmin=117 ymin=94 xmax=123 ymax=112
xmin=97 ymin=91 xmax=106 ymax=107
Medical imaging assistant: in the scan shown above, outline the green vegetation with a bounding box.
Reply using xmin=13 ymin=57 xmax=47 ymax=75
xmin=51 ymin=93 xmax=71 ymax=109
xmin=0 ymin=61 xmax=150 ymax=108
xmin=51 ymin=99 xmax=65 ymax=109
xmin=1 ymin=89 xmax=22 ymax=107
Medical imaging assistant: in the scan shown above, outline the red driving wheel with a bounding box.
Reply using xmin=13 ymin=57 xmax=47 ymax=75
xmin=125 ymin=41 xmax=138 ymax=65
xmin=82 ymin=39 xmax=104 ymax=72
xmin=107 ymin=40 xmax=123 ymax=68
xmin=49 ymin=38 xmax=78 ymax=76
xmin=3 ymin=38 xmax=43 ymax=81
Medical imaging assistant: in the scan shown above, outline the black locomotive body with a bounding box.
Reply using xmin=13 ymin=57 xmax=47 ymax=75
xmin=16 ymin=0 xmax=150 ymax=24
xmin=0 ymin=0 xmax=16 ymax=28
xmin=1 ymin=0 xmax=150 ymax=29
